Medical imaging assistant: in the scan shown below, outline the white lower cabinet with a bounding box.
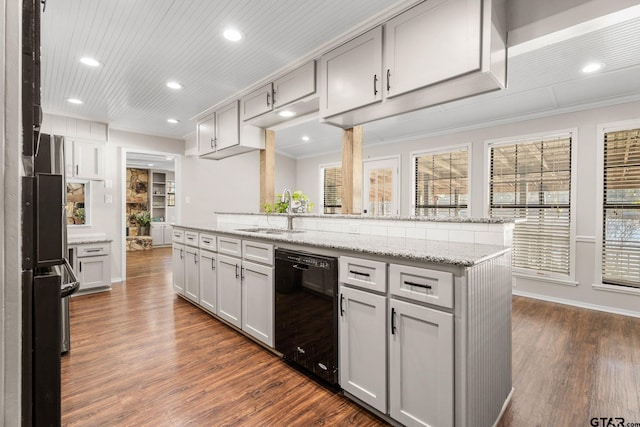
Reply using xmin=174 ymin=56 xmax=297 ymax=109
xmin=199 ymin=249 xmax=217 ymax=313
xmin=217 ymin=254 xmax=242 ymax=328
xmin=339 ymin=285 xmax=387 ymax=413
xmin=172 ymin=243 xmax=185 ymax=295
xmin=241 ymin=260 xmax=274 ymax=347
xmin=389 ymin=298 xmax=454 ymax=427
xmin=184 ymin=245 xmax=200 ymax=303
xmin=77 ymin=254 xmax=110 ymax=290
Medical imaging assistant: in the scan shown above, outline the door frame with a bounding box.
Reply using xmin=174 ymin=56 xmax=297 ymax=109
xmin=362 ymin=155 xmax=401 ymax=216
xmin=120 ymin=148 xmax=182 ymax=280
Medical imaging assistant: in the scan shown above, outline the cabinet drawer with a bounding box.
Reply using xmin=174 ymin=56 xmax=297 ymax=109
xmin=389 ymin=263 xmax=453 ymax=309
xmin=77 ymin=243 xmax=110 ymax=257
xmin=242 ymin=240 xmax=273 ymax=266
xmin=184 ymin=230 xmax=199 ymax=247
xmin=172 ymin=228 xmax=185 ymax=243
xmin=218 ymin=236 xmax=242 ymax=257
xmin=339 ymin=256 xmax=386 ymax=293
xmin=199 ymin=234 xmax=217 ymax=251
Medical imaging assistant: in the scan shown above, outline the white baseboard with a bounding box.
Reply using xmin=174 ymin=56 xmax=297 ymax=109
xmin=111 ymin=277 xmax=123 ymax=284
xmin=512 ymin=289 xmax=640 ymax=319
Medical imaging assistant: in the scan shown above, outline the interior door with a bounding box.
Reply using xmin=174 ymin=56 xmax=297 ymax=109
xmin=363 ymin=157 xmax=399 ymax=216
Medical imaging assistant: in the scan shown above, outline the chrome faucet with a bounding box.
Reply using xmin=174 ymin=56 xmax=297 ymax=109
xmin=281 ymin=188 xmax=294 ymax=230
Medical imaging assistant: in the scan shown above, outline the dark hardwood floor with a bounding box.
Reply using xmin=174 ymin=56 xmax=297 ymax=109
xmin=62 ymin=248 xmax=640 ymax=426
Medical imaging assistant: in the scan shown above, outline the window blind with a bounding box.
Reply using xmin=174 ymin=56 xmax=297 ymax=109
xmin=414 ymin=148 xmax=468 ymax=217
xmin=323 ymin=166 xmax=342 ymax=214
xmin=489 ymin=136 xmax=572 ymax=275
xmin=602 ymin=128 xmax=640 ymax=288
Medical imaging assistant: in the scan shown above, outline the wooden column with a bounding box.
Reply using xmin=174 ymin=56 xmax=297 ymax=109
xmin=341 ymin=126 xmax=363 ymax=215
xmin=260 ymin=129 xmax=276 ymax=211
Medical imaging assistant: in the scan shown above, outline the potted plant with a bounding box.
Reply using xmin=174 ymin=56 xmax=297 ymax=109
xmin=263 ymin=191 xmax=314 ymax=213
xmin=135 ymin=211 xmax=151 ymax=236
xmin=73 ymin=207 xmax=85 ymax=225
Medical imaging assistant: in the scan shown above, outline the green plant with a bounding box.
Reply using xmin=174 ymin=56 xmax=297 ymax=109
xmin=263 ymin=191 xmax=313 ymax=213
xmin=135 ymin=211 xmax=151 ymax=227
xmin=74 ymin=207 xmax=85 ymax=223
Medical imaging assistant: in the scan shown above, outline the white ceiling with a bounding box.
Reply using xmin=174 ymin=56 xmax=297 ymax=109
xmin=126 ymin=152 xmax=176 ymax=171
xmin=41 ymin=1 xmax=640 ymax=159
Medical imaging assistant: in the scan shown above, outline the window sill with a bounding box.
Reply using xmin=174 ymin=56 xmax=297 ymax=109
xmin=513 ymin=272 xmax=578 ymax=287
xmin=592 ymin=283 xmax=640 ymax=296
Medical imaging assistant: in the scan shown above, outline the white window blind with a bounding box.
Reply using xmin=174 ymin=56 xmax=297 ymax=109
xmin=602 ymin=128 xmax=640 ymax=288
xmin=489 ymin=135 xmax=572 ymax=275
xmin=414 ymin=148 xmax=468 ymax=217
xmin=323 ymin=166 xmax=342 ymax=214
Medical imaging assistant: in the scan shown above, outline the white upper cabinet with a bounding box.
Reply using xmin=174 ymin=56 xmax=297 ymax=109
xmin=198 ymin=100 xmax=265 ymax=160
xmin=215 ymin=100 xmax=240 ymax=151
xmin=196 ymin=113 xmax=216 ymax=156
xmin=241 ymin=83 xmax=274 ymax=121
xmin=273 ymin=61 xmax=316 ymax=109
xmin=384 ymin=0 xmax=481 ymax=98
xmin=69 ymin=139 xmax=105 ymax=181
xmin=319 ymin=27 xmax=383 ymax=118
xmin=320 ymin=0 xmax=506 ymax=127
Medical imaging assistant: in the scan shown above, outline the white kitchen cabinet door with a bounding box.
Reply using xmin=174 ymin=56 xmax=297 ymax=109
xmin=199 ymin=250 xmax=217 ymax=313
xmin=241 ymin=261 xmax=274 ymax=347
xmin=184 ymin=246 xmax=200 ymax=303
xmin=151 ymin=224 xmax=164 ymax=246
xmin=216 ymin=254 xmax=242 ymax=328
xmin=215 ymin=100 xmax=240 ymax=151
xmin=319 ymin=26 xmax=382 ymax=118
xmin=163 ymin=225 xmax=173 ymax=245
xmin=389 ymin=299 xmax=454 ymax=427
xmin=172 ymin=244 xmax=185 ymax=295
xmin=197 ymin=113 xmax=216 ymax=156
xmin=241 ymin=83 xmax=273 ymax=121
xmin=77 ymin=255 xmax=110 ymax=290
xmin=72 ymin=140 xmax=104 ymax=180
xmin=384 ymin=0 xmax=481 ymax=99
xmin=339 ymin=286 xmax=387 ymax=413
xmin=273 ymin=61 xmax=316 ymax=109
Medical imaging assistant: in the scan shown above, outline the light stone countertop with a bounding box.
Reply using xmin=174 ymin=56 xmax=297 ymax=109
xmin=174 ymin=222 xmax=509 ymax=267
xmin=215 ymin=212 xmax=514 ymax=224
xmin=67 ymin=239 xmax=112 ymax=245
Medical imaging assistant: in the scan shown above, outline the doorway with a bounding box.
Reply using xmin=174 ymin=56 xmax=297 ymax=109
xmin=122 ymin=149 xmax=180 ymax=280
xmin=363 ymin=156 xmax=400 ymax=216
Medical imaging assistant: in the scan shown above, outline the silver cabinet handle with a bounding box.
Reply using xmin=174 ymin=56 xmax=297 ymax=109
xmin=211 ymin=258 xmax=215 ymax=270
xmin=194 ymin=253 xmax=198 ymax=263
xmin=373 ymin=74 xmax=378 ymax=96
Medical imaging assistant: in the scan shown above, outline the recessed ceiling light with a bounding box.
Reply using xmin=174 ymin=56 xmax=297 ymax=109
xmin=223 ymin=28 xmax=243 ymax=42
xmin=167 ymin=118 xmax=180 ymax=124
xmin=67 ymin=98 xmax=83 ymax=104
xmin=278 ymin=110 xmax=296 ymax=118
xmin=166 ymin=81 xmax=183 ymax=90
xmin=165 ymin=156 xmax=173 ymax=161
xmin=302 ymin=136 xmax=310 ymax=141
xmin=80 ymin=57 xmax=101 ymax=67
xmin=147 ymin=163 xmax=154 ymax=167
xmin=582 ymin=62 xmax=604 ymax=73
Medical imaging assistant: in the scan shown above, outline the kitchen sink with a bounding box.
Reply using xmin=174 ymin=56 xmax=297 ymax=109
xmin=237 ymin=228 xmax=305 ymax=235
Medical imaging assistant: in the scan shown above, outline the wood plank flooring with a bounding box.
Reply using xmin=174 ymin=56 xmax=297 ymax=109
xmin=62 ymin=248 xmax=640 ymax=426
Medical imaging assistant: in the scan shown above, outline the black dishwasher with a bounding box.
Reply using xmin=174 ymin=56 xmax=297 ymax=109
xmin=275 ymin=249 xmax=339 ymax=385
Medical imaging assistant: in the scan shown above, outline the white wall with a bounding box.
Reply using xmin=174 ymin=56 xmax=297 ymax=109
xmin=1 ymin=0 xmax=22 ymax=422
xmin=274 ymin=154 xmax=298 ymax=198
xmin=296 ymin=101 xmax=640 ymax=316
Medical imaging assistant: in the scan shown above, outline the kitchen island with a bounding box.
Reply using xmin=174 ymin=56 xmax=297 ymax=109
xmin=171 ymin=214 xmax=513 ymax=427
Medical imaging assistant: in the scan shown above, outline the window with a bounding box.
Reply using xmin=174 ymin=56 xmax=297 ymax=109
xmin=322 ymin=165 xmax=342 ymax=214
xmin=602 ymin=128 xmax=640 ymax=288
xmin=66 ymin=180 xmax=90 ymax=225
xmin=489 ymin=134 xmax=572 ymax=276
xmin=413 ymin=147 xmax=468 ymax=217
xmin=364 ymin=157 xmax=399 ymax=216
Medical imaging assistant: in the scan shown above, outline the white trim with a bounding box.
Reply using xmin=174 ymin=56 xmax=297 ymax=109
xmin=409 ymin=142 xmax=472 ymax=216
xmin=66 ymin=178 xmax=91 ymax=226
xmin=575 ymin=235 xmax=596 ymax=243
xmin=593 ymin=283 xmax=640 ymax=297
xmin=595 ymin=118 xmax=640 ymax=288
xmin=513 ymin=272 xmax=578 ymax=287
xmin=318 ymin=161 xmax=341 ymax=215
xmin=362 ymin=155 xmax=401 ymax=216
xmin=512 ymin=290 xmax=640 ymax=319
xmin=492 ymin=388 xmax=515 ymax=427
xmin=485 ymin=128 xmax=578 ymax=281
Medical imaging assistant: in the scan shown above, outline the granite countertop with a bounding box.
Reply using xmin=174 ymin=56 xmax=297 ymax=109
xmin=175 ymin=222 xmax=509 ymax=267
xmin=68 ymin=239 xmax=113 ymax=245
xmin=214 ymin=212 xmax=514 ymax=224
